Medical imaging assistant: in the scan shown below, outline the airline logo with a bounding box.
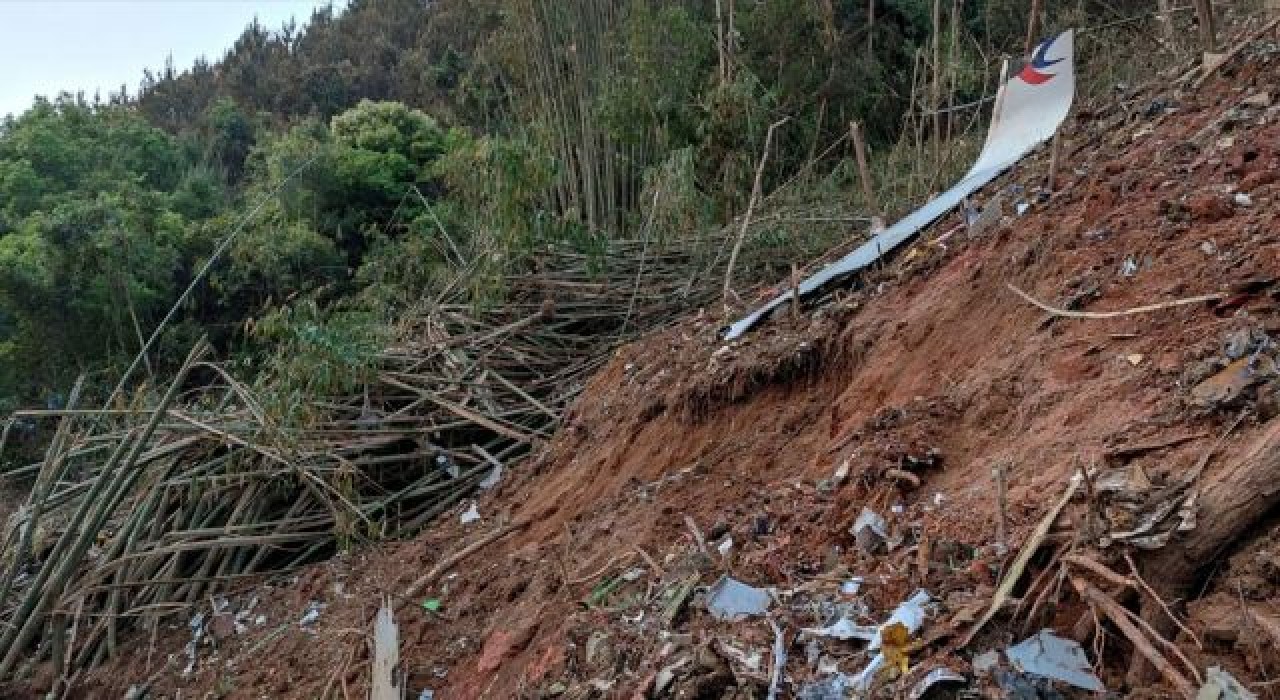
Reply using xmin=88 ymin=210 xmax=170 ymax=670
xmin=1018 ymin=33 xmax=1066 ymax=85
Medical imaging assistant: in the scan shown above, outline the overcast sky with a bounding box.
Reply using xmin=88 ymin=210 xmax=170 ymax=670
xmin=0 ymin=0 xmax=345 ymax=119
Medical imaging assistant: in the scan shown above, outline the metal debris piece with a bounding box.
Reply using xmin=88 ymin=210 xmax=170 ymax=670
xmin=796 ymin=673 xmax=856 ymax=700
xmin=993 ymin=668 xmax=1067 ymax=700
xmin=1005 ymin=629 xmax=1105 ymax=692
xmin=767 ymin=617 xmax=787 ymax=700
xmin=852 ymin=507 xmax=889 ymax=553
xmin=846 ymin=590 xmax=933 ymax=694
xmin=1104 ymin=488 xmax=1199 ymax=549
xmin=371 ymin=601 xmax=400 ymax=700
xmin=299 ymin=601 xmax=325 ymax=628
xmin=1197 ymin=666 xmax=1257 ymax=700
xmin=478 ymin=464 xmax=503 ymax=490
xmin=654 ymin=657 xmax=690 ymax=695
xmin=908 ymin=667 xmax=967 ymax=700
xmin=460 ymin=502 xmax=481 ymax=525
xmin=718 ymin=641 xmax=764 ymax=672
xmin=872 ymin=590 xmax=930 ymax=650
xmin=803 ymin=616 xmax=878 ymax=642
xmin=705 ymin=576 xmax=772 ymax=620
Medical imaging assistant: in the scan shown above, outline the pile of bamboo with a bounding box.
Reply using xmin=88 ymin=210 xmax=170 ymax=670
xmin=0 ymin=220 xmax=834 ymax=680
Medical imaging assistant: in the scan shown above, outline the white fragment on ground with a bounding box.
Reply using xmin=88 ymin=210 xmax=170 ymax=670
xmin=1005 ymin=629 xmax=1105 ymax=692
xmin=705 ymin=576 xmax=772 ymax=620
xmin=460 ymin=501 xmax=481 ymax=524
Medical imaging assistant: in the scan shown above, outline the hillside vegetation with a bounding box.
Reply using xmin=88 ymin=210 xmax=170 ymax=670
xmin=0 ymin=0 xmax=1149 ymax=413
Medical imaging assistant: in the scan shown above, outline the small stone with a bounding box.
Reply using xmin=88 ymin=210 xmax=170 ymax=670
xmin=1200 ymin=240 xmax=1218 ymax=256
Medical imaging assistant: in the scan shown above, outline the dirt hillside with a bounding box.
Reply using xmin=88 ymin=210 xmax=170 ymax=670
xmin=68 ymin=37 xmax=1280 ymax=700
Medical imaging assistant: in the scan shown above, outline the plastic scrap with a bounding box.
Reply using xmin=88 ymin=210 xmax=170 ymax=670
xmin=706 ymin=576 xmax=772 ymax=620
xmin=421 ymin=598 xmax=442 ymax=613
xmin=1197 ymin=666 xmax=1257 ymax=700
xmin=1005 ymin=629 xmax=1105 ymax=692
xmin=908 ymin=667 xmax=966 ymax=700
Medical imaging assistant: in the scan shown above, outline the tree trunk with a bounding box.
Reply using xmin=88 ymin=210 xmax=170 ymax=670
xmin=1132 ymin=417 xmax=1280 ymax=685
xmin=1192 ymin=0 xmax=1217 ymax=51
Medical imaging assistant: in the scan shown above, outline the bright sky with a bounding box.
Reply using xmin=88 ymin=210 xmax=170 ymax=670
xmin=0 ymin=0 xmax=346 ymax=119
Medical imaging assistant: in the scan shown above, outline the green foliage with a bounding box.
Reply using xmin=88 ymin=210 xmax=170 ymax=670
xmin=0 ymin=0 xmax=1168 ymax=414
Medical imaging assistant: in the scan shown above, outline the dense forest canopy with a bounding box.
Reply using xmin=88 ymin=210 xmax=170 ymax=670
xmin=0 ymin=0 xmax=1148 ymax=411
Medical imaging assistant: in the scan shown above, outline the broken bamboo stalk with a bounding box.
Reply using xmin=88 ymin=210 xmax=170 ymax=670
xmin=963 ymin=473 xmax=1080 ymax=646
xmin=1007 ymin=283 xmax=1225 ymax=319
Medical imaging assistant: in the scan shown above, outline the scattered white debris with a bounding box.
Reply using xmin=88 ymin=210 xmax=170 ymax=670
xmin=840 ymin=578 xmax=863 ymax=596
xmin=717 ymin=536 xmax=734 ymax=558
xmin=1234 ymin=192 xmax=1253 ymax=207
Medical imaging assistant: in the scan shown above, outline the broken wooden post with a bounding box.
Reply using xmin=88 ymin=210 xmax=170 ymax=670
xmin=723 ymin=116 xmax=790 ymax=307
xmin=993 ymin=461 xmax=1009 ymax=554
xmin=1023 ymin=0 xmax=1043 ymax=56
xmin=1156 ymin=0 xmax=1176 ymax=46
xmin=1192 ymin=0 xmax=1217 ymax=52
xmin=1046 ymin=132 xmax=1063 ymax=192
xmin=849 ymin=121 xmax=882 ymax=219
xmin=930 ymin=0 xmax=944 ymax=149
